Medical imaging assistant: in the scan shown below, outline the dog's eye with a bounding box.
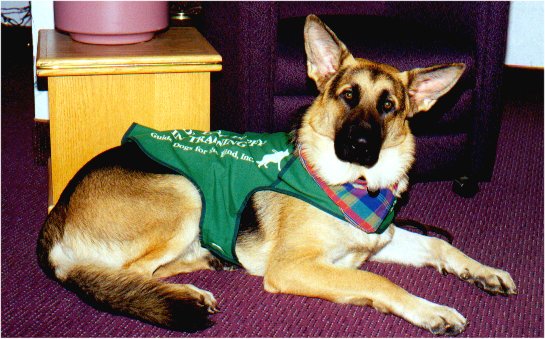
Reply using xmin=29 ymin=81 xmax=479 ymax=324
xmin=342 ymin=89 xmax=353 ymax=101
xmin=381 ymin=100 xmax=395 ymax=114
xmin=339 ymin=86 xmax=360 ymax=108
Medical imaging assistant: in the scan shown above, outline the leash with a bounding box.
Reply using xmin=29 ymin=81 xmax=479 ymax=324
xmin=394 ymin=218 xmax=454 ymax=244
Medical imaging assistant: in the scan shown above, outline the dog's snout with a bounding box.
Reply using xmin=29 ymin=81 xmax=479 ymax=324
xmin=335 ymin=122 xmax=382 ymax=167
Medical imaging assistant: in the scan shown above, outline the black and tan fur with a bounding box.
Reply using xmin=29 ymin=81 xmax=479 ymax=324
xmin=37 ymin=15 xmax=516 ymax=335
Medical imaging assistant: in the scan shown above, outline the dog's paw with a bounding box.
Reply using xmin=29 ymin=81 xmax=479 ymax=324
xmin=408 ymin=299 xmax=467 ymax=336
xmin=187 ymin=284 xmax=220 ymax=314
xmin=427 ymin=306 xmax=467 ymax=336
xmin=460 ymin=266 xmax=517 ymax=296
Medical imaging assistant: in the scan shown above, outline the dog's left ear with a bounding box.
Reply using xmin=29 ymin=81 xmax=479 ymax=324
xmin=304 ymin=15 xmax=356 ymax=92
xmin=403 ymin=63 xmax=466 ymax=117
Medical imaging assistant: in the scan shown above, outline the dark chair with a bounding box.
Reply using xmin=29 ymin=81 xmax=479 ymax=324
xmin=198 ymin=2 xmax=510 ymax=192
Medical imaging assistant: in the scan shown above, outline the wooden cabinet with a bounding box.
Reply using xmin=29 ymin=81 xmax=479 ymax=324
xmin=37 ymin=27 xmax=222 ymax=210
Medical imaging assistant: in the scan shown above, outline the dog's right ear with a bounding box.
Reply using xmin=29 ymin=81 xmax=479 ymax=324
xmin=304 ymin=15 xmax=355 ymax=92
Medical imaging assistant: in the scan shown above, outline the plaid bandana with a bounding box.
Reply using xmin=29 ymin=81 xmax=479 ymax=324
xmin=298 ymin=146 xmax=397 ymax=234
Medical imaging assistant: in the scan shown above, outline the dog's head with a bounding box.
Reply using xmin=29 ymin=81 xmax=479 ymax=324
xmin=298 ymin=15 xmax=465 ymax=194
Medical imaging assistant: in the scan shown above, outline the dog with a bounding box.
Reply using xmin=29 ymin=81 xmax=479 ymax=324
xmin=37 ymin=15 xmax=516 ymax=335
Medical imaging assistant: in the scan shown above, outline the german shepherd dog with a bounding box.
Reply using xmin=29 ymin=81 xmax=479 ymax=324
xmin=37 ymin=15 xmax=516 ymax=335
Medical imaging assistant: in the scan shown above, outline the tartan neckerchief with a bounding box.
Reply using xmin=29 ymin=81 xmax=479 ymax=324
xmin=297 ymin=145 xmax=397 ymax=233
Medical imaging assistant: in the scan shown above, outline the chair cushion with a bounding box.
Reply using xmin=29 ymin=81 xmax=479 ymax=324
xmin=410 ymin=133 xmax=468 ymax=181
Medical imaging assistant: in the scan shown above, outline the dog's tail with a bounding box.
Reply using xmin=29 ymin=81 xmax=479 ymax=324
xmin=63 ymin=264 xmax=213 ymax=331
xmin=37 ymin=204 xmax=213 ymax=332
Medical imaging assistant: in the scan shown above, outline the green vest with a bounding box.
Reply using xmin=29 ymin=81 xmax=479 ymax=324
xmin=122 ymin=123 xmax=392 ymax=265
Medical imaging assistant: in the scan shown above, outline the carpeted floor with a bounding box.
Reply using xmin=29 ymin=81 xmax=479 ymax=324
xmin=1 ymin=27 xmax=543 ymax=337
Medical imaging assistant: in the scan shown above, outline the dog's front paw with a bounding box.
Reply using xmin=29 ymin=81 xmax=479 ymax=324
xmin=427 ymin=305 xmax=467 ymax=336
xmin=408 ymin=299 xmax=467 ymax=336
xmin=461 ymin=266 xmax=517 ymax=296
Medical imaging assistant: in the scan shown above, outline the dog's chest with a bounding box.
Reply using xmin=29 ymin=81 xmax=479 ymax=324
xmin=326 ymin=222 xmax=394 ymax=268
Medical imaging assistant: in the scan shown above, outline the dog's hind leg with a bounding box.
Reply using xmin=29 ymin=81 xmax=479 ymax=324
xmin=370 ymin=226 xmax=517 ymax=296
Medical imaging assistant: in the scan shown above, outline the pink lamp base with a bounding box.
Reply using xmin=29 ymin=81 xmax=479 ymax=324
xmin=69 ymin=32 xmax=156 ymax=45
xmin=54 ymin=1 xmax=168 ymax=46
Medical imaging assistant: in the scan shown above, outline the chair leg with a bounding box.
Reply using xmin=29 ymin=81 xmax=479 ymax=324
xmin=452 ymin=176 xmax=479 ymax=198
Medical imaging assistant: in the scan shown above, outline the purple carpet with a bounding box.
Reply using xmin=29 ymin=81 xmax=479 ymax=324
xmin=1 ymin=27 xmax=543 ymax=337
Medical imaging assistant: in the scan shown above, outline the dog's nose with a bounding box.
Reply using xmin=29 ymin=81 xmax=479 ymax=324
xmin=335 ymin=123 xmax=381 ymax=167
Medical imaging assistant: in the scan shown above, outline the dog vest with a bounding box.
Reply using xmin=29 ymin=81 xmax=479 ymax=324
xmin=122 ymin=123 xmax=396 ymax=265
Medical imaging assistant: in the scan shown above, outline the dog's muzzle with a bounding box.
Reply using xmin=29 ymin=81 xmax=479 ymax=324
xmin=334 ymin=122 xmax=382 ymax=167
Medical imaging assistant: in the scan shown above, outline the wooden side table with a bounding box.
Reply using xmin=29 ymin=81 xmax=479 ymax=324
xmin=37 ymin=27 xmax=222 ymax=210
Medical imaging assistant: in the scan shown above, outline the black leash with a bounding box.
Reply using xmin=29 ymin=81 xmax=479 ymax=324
xmin=394 ymin=218 xmax=454 ymax=244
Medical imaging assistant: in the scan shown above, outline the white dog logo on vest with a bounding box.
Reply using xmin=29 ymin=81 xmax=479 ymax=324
xmin=256 ymin=149 xmax=290 ymax=171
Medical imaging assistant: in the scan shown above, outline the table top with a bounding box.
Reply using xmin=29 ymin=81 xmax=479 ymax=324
xmin=37 ymin=27 xmax=222 ymax=76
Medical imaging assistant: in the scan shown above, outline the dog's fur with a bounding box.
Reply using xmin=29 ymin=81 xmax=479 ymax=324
xmin=37 ymin=15 xmax=516 ymax=335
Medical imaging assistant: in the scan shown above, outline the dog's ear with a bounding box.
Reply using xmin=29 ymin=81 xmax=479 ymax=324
xmin=403 ymin=63 xmax=466 ymax=117
xmin=304 ymin=15 xmax=355 ymax=92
